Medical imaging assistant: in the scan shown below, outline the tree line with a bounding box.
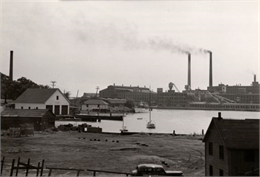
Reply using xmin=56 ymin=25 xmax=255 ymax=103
xmin=1 ymin=73 xmax=50 ymax=103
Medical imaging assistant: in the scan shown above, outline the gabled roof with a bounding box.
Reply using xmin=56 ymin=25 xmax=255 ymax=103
xmin=83 ymin=98 xmax=109 ymax=105
xmin=105 ymin=98 xmax=126 ymax=104
xmin=14 ymin=88 xmax=69 ymax=104
xmin=1 ymin=109 xmax=55 ymax=117
xmin=203 ymin=117 xmax=259 ymax=149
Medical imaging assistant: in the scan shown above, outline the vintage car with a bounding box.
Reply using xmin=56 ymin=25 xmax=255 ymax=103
xmin=131 ymin=164 xmax=183 ymax=176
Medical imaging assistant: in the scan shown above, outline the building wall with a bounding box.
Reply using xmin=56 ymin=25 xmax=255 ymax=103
xmin=1 ymin=112 xmax=55 ymax=131
xmin=45 ymin=90 xmax=70 ymax=115
xmin=81 ymin=104 xmax=109 ymax=111
xmin=218 ymin=93 xmax=259 ymax=104
xmin=157 ymin=91 xmax=187 ymax=107
xmin=15 ymin=103 xmax=45 ymax=110
xmin=205 ymin=124 xmax=229 ymax=176
xmin=228 ymin=149 xmax=259 ymax=176
xmin=100 ymin=86 xmax=157 ymax=103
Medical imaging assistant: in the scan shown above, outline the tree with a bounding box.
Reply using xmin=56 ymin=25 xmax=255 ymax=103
xmin=64 ymin=91 xmax=71 ymax=99
xmin=125 ymin=99 xmax=135 ymax=108
xmin=1 ymin=74 xmax=50 ymax=102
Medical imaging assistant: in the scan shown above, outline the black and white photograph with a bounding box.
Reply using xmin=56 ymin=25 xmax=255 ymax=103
xmin=1 ymin=0 xmax=259 ymax=176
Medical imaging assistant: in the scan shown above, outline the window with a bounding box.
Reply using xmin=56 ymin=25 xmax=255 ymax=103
xmin=245 ymin=150 xmax=255 ymax=162
xmin=219 ymin=169 xmax=224 ymax=176
xmin=36 ymin=107 xmax=38 ymax=109
xmin=56 ymin=96 xmax=59 ymax=100
xmin=28 ymin=107 xmax=31 ymax=109
xmin=21 ymin=106 xmax=23 ymax=109
xmin=219 ymin=145 xmax=224 ymax=159
xmin=209 ymin=142 xmax=213 ymax=155
xmin=209 ymin=165 xmax=213 ymax=176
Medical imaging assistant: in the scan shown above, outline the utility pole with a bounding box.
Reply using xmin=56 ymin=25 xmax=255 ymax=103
xmin=96 ymin=86 xmax=99 ymax=97
xmin=51 ymin=81 xmax=56 ymax=88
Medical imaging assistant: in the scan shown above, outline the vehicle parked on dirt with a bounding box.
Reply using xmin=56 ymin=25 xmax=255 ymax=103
xmin=131 ymin=164 xmax=183 ymax=176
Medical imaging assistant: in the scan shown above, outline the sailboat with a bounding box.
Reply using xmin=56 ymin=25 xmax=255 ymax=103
xmin=147 ymin=88 xmax=156 ymax=129
xmin=120 ymin=114 xmax=128 ymax=132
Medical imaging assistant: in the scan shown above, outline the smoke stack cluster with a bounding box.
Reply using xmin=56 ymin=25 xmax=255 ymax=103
xmin=9 ymin=50 xmax=13 ymax=81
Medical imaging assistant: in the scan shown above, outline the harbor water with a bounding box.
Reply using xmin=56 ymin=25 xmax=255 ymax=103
xmin=55 ymin=109 xmax=260 ymax=134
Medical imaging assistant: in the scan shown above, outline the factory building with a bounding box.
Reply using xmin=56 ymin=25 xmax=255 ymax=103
xmin=157 ymin=83 xmax=188 ymax=107
xmin=209 ymin=75 xmax=260 ymax=104
xmin=99 ymin=84 xmax=157 ymax=104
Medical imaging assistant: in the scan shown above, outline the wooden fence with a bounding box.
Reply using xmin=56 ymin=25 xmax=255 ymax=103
xmin=1 ymin=157 xmax=132 ymax=176
xmin=9 ymin=157 xmax=44 ymax=176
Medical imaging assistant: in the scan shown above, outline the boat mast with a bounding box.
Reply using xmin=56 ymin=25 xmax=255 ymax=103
xmin=149 ymin=87 xmax=151 ymax=122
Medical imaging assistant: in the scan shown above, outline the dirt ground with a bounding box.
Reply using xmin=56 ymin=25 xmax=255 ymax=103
xmin=1 ymin=131 xmax=205 ymax=176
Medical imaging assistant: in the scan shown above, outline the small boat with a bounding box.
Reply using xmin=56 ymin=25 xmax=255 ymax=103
xmin=120 ymin=126 xmax=128 ymax=133
xmin=134 ymin=101 xmax=149 ymax=113
xmin=137 ymin=117 xmax=143 ymax=120
xmin=147 ymin=121 xmax=156 ymax=129
xmin=120 ymin=116 xmax=128 ymax=132
xmin=147 ymin=89 xmax=156 ymax=129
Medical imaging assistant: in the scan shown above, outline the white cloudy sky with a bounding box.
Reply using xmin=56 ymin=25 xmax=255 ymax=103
xmin=1 ymin=0 xmax=259 ymax=97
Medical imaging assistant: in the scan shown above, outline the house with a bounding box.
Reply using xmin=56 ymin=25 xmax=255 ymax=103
xmin=14 ymin=88 xmax=70 ymax=115
xmin=81 ymin=97 xmax=127 ymax=113
xmin=81 ymin=98 xmax=109 ymax=113
xmin=203 ymin=113 xmax=259 ymax=176
xmin=1 ymin=109 xmax=55 ymax=131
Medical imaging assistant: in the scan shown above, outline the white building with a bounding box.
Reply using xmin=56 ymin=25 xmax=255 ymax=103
xmin=81 ymin=98 xmax=109 ymax=112
xmin=14 ymin=88 xmax=70 ymax=115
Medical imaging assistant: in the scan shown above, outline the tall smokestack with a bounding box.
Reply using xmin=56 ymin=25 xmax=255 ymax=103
xmin=254 ymin=74 xmax=256 ymax=82
xmin=209 ymin=51 xmax=212 ymax=88
xmin=9 ymin=50 xmax=13 ymax=81
xmin=188 ymin=53 xmax=191 ymax=89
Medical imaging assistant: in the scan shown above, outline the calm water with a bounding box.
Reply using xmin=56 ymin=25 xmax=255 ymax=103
xmin=55 ymin=109 xmax=260 ymax=134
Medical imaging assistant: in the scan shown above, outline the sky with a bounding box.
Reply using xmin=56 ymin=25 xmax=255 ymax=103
xmin=1 ymin=0 xmax=259 ymax=97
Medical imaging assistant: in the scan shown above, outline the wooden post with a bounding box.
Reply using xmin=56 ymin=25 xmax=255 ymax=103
xmin=40 ymin=160 xmax=44 ymax=176
xmin=25 ymin=158 xmax=30 ymax=176
xmin=10 ymin=159 xmax=15 ymax=176
xmin=76 ymin=170 xmax=80 ymax=176
xmin=93 ymin=171 xmax=96 ymax=176
xmin=1 ymin=156 xmax=5 ymax=175
xmin=36 ymin=162 xmax=40 ymax=176
xmin=202 ymin=129 xmax=204 ymax=136
xmin=48 ymin=168 xmax=52 ymax=176
xmin=15 ymin=157 xmax=20 ymax=176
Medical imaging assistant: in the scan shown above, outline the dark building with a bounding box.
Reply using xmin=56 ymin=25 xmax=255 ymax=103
xmin=157 ymin=90 xmax=187 ymax=107
xmin=1 ymin=109 xmax=56 ymax=131
xmin=203 ymin=114 xmax=259 ymax=176
xmin=99 ymin=84 xmax=157 ymax=103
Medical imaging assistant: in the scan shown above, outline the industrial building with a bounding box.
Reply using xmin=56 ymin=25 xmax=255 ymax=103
xmin=99 ymin=84 xmax=157 ymax=104
xmin=209 ymin=75 xmax=260 ymax=104
xmin=157 ymin=82 xmax=188 ymax=107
